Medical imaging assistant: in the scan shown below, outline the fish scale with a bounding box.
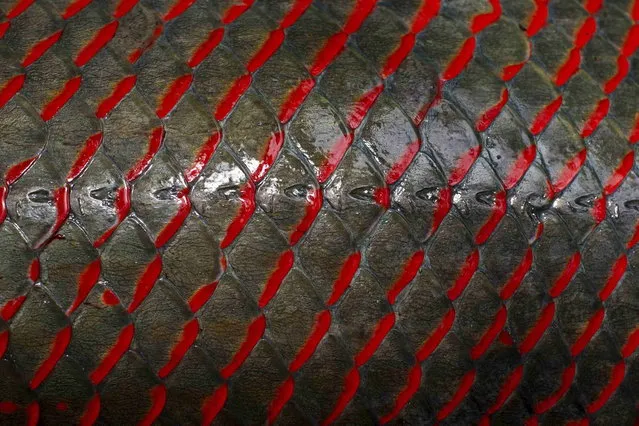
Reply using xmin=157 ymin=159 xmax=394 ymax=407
xmin=0 ymin=0 xmax=638 ymax=424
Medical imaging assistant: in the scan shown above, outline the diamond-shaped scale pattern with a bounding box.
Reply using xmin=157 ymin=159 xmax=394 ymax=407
xmin=0 ymin=0 xmax=638 ymax=424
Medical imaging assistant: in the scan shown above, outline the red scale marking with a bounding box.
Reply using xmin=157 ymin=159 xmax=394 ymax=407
xmin=252 ymin=131 xmax=285 ymax=183
xmin=415 ymin=309 xmax=455 ymax=363
xmin=442 ymin=37 xmax=476 ymax=81
xmin=470 ymin=0 xmax=501 ymax=34
xmin=432 ymin=186 xmax=451 ymax=235
xmin=470 ymin=306 xmax=507 ymax=360
xmin=599 ymin=254 xmax=627 ymax=301
xmin=154 ymin=188 xmax=191 ymax=248
xmin=247 ymin=29 xmax=284 ymax=73
xmin=580 ymin=98 xmax=609 ymax=138
xmin=486 ymin=365 xmax=523 ymax=415
xmin=278 ymin=78 xmax=315 ymax=124
xmin=158 ymin=318 xmax=199 ymax=378
xmin=604 ymin=56 xmax=630 ymax=94
xmin=621 ymin=328 xmax=639 ymax=358
xmin=0 ymin=21 xmax=9 ymax=39
xmin=95 ymin=75 xmax=137 ymax=119
xmin=520 ymin=302 xmax=555 ymax=354
xmin=219 ymin=314 xmax=265 ymax=379
xmin=89 ymin=323 xmax=134 ymax=385
xmin=102 ymin=289 xmax=119 ymax=306
xmin=201 ymin=384 xmax=227 ymax=425
xmin=503 ymin=145 xmax=537 ymax=190
xmin=67 ymin=132 xmax=103 ymax=182
xmin=22 ymin=30 xmax=63 ymax=67
xmin=346 ymin=84 xmax=383 ymax=129
xmin=317 ymin=132 xmax=354 ymax=183
xmin=386 ymin=140 xmax=421 ymax=185
xmin=187 ymin=28 xmax=224 ymax=68
xmin=321 ymin=368 xmax=360 ymax=425
xmin=592 ymin=195 xmax=606 ymax=223
xmin=534 ymin=362 xmax=576 ymax=413
xmin=527 ymin=0 xmax=549 ymax=37
xmin=41 ymin=76 xmax=83 ymax=121
xmin=67 ymin=259 xmax=101 ymax=315
xmin=220 ymin=181 xmax=255 ymax=249
xmin=0 ymin=330 xmax=8 ymax=358
xmin=257 ymin=249 xmax=294 ymax=308
xmin=290 ymin=187 xmax=322 ymax=245
xmin=530 ymin=96 xmax=563 ymax=135
xmin=354 ymin=312 xmax=395 ymax=367
xmin=289 ymin=310 xmax=331 ymax=372
xmin=6 ymin=156 xmax=37 ymax=186
xmin=128 ymin=24 xmax=163 ymax=64
xmin=343 ymin=0 xmax=377 ymax=34
xmin=448 ymin=145 xmax=481 ymax=186
xmin=6 ymin=0 xmax=34 ymax=19
xmin=500 ymin=248 xmax=533 ymax=300
xmin=309 ymin=32 xmax=349 ymax=77
xmin=447 ymin=249 xmax=479 ymax=301
xmin=187 ymin=282 xmax=217 ymax=313
xmin=113 ymin=0 xmax=138 ymax=18
xmin=627 ymin=223 xmax=639 ymax=249
xmin=326 ymin=251 xmax=361 ymax=306
xmin=267 ymin=377 xmax=294 ymax=425
xmin=185 ymin=131 xmax=221 ymax=183
xmin=139 ymin=385 xmax=166 ymax=426
xmin=586 ymin=361 xmax=625 ymax=413
xmin=61 ymin=0 xmax=92 ymax=19
xmin=386 ymin=250 xmax=425 ymax=305
xmin=502 ymin=61 xmax=526 ymax=81
xmin=548 ymin=251 xmax=581 ymax=298
xmin=29 ymin=326 xmax=71 ymax=390
xmin=214 ymin=74 xmax=251 ymax=121
xmin=127 ymin=255 xmax=162 ymax=313
xmin=75 ymin=21 xmax=119 ymax=67
xmin=163 ymin=0 xmax=195 ymax=21
xmin=78 ymin=394 xmax=100 ymax=426
xmin=0 ymin=295 xmax=26 ymax=321
xmin=0 ymin=401 xmax=18 ymax=414
xmin=381 ymin=33 xmax=415 ymax=79
xmin=221 ymin=0 xmax=255 ymax=25
xmin=603 ymin=151 xmax=634 ymax=196
xmin=156 ymin=74 xmax=193 ymax=119
xmin=26 ymin=402 xmax=39 ymax=426
xmin=475 ymin=88 xmax=509 ymax=132
xmin=0 ymin=186 xmax=5 ymax=224
xmin=125 ymin=126 xmax=163 ymax=182
xmin=570 ymin=308 xmax=604 ymax=356
xmin=552 ymin=148 xmax=587 ymax=194
xmin=373 ymin=186 xmax=390 ymax=209
xmin=474 ymin=190 xmax=507 ymax=245
xmin=35 ymin=185 xmax=71 ymax=249
xmin=379 ymin=364 xmax=422 ymax=424
xmin=436 ymin=369 xmax=476 ymax=421
xmin=0 ymin=74 xmax=25 ymax=109
xmin=93 ymin=185 xmax=131 ymax=248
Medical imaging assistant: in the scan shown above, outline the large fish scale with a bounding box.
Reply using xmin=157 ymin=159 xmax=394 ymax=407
xmin=0 ymin=0 xmax=638 ymax=424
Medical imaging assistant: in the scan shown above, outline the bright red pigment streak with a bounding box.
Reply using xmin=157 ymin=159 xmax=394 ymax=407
xmin=219 ymin=315 xmax=265 ymax=379
xmin=125 ymin=127 xmax=163 ymax=181
xmin=474 ymin=191 xmax=507 ymax=245
xmin=35 ymin=186 xmax=70 ymax=249
xmin=289 ymin=188 xmax=322 ymax=245
xmin=548 ymin=252 xmax=581 ymax=298
xmin=587 ymin=362 xmax=625 ymax=413
xmin=187 ymin=282 xmax=217 ymax=313
xmin=321 ymin=369 xmax=360 ymax=425
xmin=155 ymin=188 xmax=191 ymax=248
xmin=75 ymin=21 xmax=119 ymax=67
xmin=386 ymin=140 xmax=420 ymax=185
xmin=247 ymin=29 xmax=284 ymax=73
xmin=503 ymin=145 xmax=537 ymax=190
xmin=447 ymin=249 xmax=479 ymax=301
xmin=471 ymin=306 xmax=507 ymax=360
xmin=354 ymin=313 xmax=395 ymax=367
xmin=534 ymin=362 xmax=575 ymax=413
xmin=0 ymin=74 xmax=25 ymax=109
xmin=379 ymin=364 xmax=422 ymax=424
xmin=1 ymin=295 xmax=26 ymax=321
xmin=156 ymin=74 xmax=193 ymax=118
xmin=432 ymin=186 xmax=451 ymax=235
xmin=127 ymin=255 xmax=162 ymax=313
xmin=158 ymin=318 xmax=199 ymax=378
xmin=184 ymin=131 xmax=221 ymax=183
xmin=201 ymin=384 xmax=227 ymax=424
xmin=529 ymin=96 xmax=563 ymax=135
xmin=0 ymin=331 xmax=8 ymax=358
xmin=187 ymin=28 xmax=224 ymax=68
xmin=29 ymin=326 xmax=72 ymax=390
xmin=278 ymin=78 xmax=315 ymax=123
xmin=552 ymin=149 xmax=586 ymax=193
xmin=416 ymin=309 xmax=455 ymax=362
xmin=448 ymin=146 xmax=481 ymax=186
xmin=520 ymin=302 xmax=555 ymax=354
xmin=289 ymin=310 xmax=331 ymax=372
xmin=258 ymin=250 xmax=294 ymax=308
xmin=139 ymin=385 xmax=166 ymax=426
xmin=487 ymin=366 xmax=523 ymax=415
xmin=67 ymin=259 xmax=101 ymax=315
xmin=61 ymin=0 xmax=92 ymax=19
xmin=500 ymin=248 xmax=533 ymax=300
xmin=67 ymin=132 xmax=103 ymax=182
xmin=267 ymin=378 xmax=294 ymax=425
xmin=346 ymin=85 xmax=383 ymax=129
xmin=220 ymin=182 xmax=255 ymax=249
xmin=5 ymin=157 xmax=36 ymax=185
xmin=476 ymin=89 xmax=508 ymax=132
xmin=603 ymin=151 xmax=634 ymax=195
xmin=6 ymin=0 xmax=34 ymax=19
xmin=89 ymin=323 xmax=134 ymax=384
xmin=93 ymin=185 xmax=131 ymax=248
xmin=163 ymin=0 xmax=195 ymax=21
xmin=436 ymin=370 xmax=476 ymax=421
xmin=221 ymin=0 xmax=254 ymax=24
xmin=95 ymin=75 xmax=137 ymax=118
xmin=317 ymin=133 xmax=354 ymax=183
xmin=78 ymin=394 xmax=100 ymax=426
xmin=580 ymin=98 xmax=609 ymax=138
xmin=386 ymin=250 xmax=425 ymax=305
xmin=252 ymin=131 xmax=285 ymax=183
xmin=570 ymin=308 xmax=604 ymax=356
xmin=326 ymin=252 xmax=361 ymax=306
xmin=113 ymin=0 xmax=138 ymax=18
xmin=599 ymin=254 xmax=627 ymax=301
xmin=41 ymin=76 xmax=82 ymax=121
xmin=214 ymin=74 xmax=251 ymax=121
xmin=22 ymin=30 xmax=62 ymax=67
xmin=442 ymin=37 xmax=476 ymax=81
